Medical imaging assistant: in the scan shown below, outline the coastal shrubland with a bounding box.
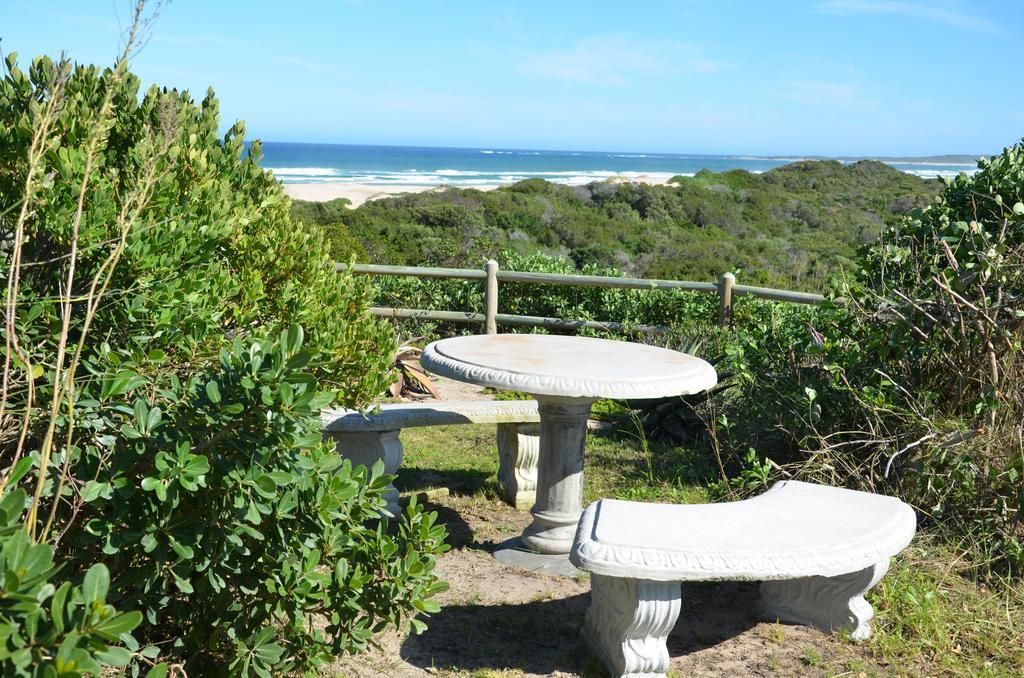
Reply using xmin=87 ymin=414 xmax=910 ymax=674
xmin=296 ymin=139 xmax=1022 ymax=578
xmin=2 ymin=6 xmax=1018 ymax=674
xmin=0 ymin=35 xmax=446 ymax=677
xmin=294 ymin=159 xmax=939 ymax=291
xmin=305 ymin=143 xmax=1024 ymax=673
xmin=706 ymin=141 xmax=1024 ymax=575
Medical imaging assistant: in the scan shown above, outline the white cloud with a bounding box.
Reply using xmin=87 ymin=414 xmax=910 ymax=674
xmin=818 ymin=0 xmax=997 ymax=33
xmin=515 ymin=35 xmax=723 ymax=87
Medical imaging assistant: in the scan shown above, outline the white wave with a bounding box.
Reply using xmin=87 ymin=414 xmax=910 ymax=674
xmin=900 ymin=168 xmax=977 ymax=179
xmin=885 ymin=160 xmax=977 ymax=167
xmin=728 ymin=155 xmax=812 ymax=162
xmin=266 ymin=166 xmax=340 ymax=176
xmin=435 ymin=169 xmax=489 ymax=176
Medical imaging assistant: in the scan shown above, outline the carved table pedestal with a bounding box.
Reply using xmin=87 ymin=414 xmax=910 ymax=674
xmin=422 ymin=334 xmax=717 ymax=574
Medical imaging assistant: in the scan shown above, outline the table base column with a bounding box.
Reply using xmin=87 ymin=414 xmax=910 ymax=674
xmin=520 ymin=396 xmax=593 ymax=555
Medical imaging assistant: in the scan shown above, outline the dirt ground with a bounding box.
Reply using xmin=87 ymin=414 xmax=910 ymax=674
xmin=326 ymin=488 xmax=883 ymax=677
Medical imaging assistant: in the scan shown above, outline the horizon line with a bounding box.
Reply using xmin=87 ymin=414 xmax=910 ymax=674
xmin=250 ymin=139 xmax=984 ymax=162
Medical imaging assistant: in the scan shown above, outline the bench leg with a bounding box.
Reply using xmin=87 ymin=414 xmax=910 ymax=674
xmin=760 ymin=559 xmax=889 ymax=640
xmin=583 ymin=574 xmax=681 ymax=678
xmin=327 ymin=430 xmax=403 ymax=516
xmin=496 ymin=422 xmax=540 ymax=510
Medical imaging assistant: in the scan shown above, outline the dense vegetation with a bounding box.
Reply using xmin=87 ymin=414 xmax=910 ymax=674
xmin=666 ymin=141 xmax=1023 ymax=578
xmin=313 ymin=142 xmax=1024 ymax=671
xmin=293 ymin=160 xmax=939 ymax=290
xmin=288 ymin=110 xmax=1024 ymax=576
xmin=296 ymin=140 xmax=1023 ymax=579
xmin=0 ymin=28 xmax=446 ymax=677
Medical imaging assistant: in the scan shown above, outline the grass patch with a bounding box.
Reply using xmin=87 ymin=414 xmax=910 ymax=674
xmin=871 ymin=537 xmax=1024 ymax=676
xmin=398 ymin=419 xmax=712 ymax=506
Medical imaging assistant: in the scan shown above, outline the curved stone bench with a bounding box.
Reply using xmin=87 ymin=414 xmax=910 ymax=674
xmin=321 ymin=400 xmax=541 ymax=513
xmin=569 ymin=481 xmax=916 ymax=678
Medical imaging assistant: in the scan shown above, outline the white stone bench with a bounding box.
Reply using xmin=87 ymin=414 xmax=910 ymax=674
xmin=569 ymin=480 xmax=916 ymax=678
xmin=321 ymin=400 xmax=541 ymax=513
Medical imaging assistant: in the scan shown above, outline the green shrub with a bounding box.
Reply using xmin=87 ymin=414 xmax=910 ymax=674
xmin=73 ymin=328 xmax=448 ymax=673
xmin=0 ymin=490 xmax=149 ymax=676
xmin=707 ymin=142 xmax=1024 ymax=575
xmin=1 ymin=43 xmax=446 ymax=674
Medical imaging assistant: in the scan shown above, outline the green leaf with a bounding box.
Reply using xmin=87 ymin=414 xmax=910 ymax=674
xmin=10 ymin=647 xmax=32 ymax=668
xmin=412 ymin=598 xmax=440 ymax=614
xmin=82 ymin=564 xmax=110 ymax=602
xmin=206 ymin=380 xmax=221 ymax=404
xmin=146 ymin=406 xmax=163 ymax=431
xmin=141 ymin=533 xmax=158 ymax=553
xmin=4 ymin=456 xmax=34 ymax=487
xmin=102 ymin=369 xmax=147 ymax=398
xmin=167 ymin=535 xmax=194 ymax=560
xmin=81 ymin=481 xmax=111 ymax=503
xmin=264 ymin=471 xmax=293 ymax=486
xmin=21 ymin=542 xmax=55 ymax=577
xmin=93 ymin=611 xmax=143 ymax=640
xmin=94 ymin=645 xmax=133 ymax=666
xmin=172 ymin=573 xmax=194 ymax=594
xmin=51 ymin=581 xmax=71 ymax=635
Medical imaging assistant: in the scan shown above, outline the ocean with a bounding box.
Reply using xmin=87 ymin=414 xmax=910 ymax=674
xmin=257 ymin=142 xmax=979 ymax=187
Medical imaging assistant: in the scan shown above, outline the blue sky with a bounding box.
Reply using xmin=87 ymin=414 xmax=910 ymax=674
xmin=2 ymin=0 xmax=1021 ymax=155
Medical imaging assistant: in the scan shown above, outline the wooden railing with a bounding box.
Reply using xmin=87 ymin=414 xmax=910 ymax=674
xmin=335 ymin=261 xmax=825 ymax=334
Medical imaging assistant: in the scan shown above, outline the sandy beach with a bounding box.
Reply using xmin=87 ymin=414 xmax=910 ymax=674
xmin=282 ymin=174 xmax=673 ymax=207
xmin=283 ymin=182 xmax=499 ymax=207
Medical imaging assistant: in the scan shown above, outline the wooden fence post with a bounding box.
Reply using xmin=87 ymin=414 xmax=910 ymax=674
xmin=718 ymin=272 xmax=735 ymax=327
xmin=484 ymin=259 xmax=499 ymax=334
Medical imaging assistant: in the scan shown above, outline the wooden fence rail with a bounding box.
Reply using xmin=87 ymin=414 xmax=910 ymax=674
xmin=334 ymin=261 xmax=824 ymax=334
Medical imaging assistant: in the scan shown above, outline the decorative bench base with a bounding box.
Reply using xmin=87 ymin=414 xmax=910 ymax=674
xmin=570 ymin=481 xmax=916 ymax=678
xmin=496 ymin=422 xmax=540 ymax=510
xmin=583 ymin=574 xmax=681 ymax=678
xmin=760 ymin=559 xmax=889 ymax=641
xmin=322 ymin=401 xmax=542 ymax=513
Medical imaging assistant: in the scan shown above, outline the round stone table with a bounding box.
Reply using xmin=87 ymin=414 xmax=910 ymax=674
xmin=421 ymin=334 xmax=717 ymax=573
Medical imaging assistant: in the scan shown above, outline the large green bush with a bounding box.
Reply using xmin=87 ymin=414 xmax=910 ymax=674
xmin=709 ymin=142 xmax=1024 ymax=575
xmin=1 ymin=46 xmax=446 ymax=674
